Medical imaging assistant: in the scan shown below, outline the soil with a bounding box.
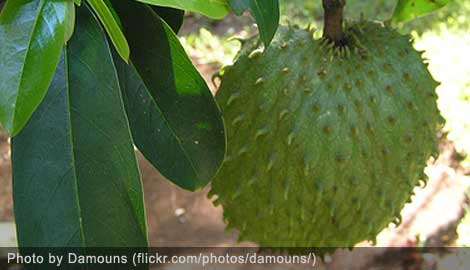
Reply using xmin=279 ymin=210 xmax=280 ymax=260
xmin=0 ymin=133 xmax=12 ymax=222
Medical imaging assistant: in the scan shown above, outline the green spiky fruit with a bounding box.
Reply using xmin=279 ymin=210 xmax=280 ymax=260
xmin=210 ymin=21 xmax=444 ymax=248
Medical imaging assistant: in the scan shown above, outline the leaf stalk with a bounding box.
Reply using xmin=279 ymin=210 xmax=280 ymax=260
xmin=322 ymin=0 xmax=346 ymax=46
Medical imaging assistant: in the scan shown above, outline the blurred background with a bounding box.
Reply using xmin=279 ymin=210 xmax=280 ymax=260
xmin=1 ymin=0 xmax=470 ymax=269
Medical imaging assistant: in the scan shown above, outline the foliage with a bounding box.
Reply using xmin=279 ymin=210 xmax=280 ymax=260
xmin=136 ymin=0 xmax=229 ymax=19
xmin=0 ymin=0 xmax=69 ymax=136
xmin=1 ymin=0 xmax=226 ymax=249
xmin=111 ymin=0 xmax=225 ymax=190
xmin=88 ymin=0 xmax=129 ymax=61
xmin=12 ymin=5 xmax=147 ymax=247
xmin=404 ymin=0 xmax=470 ymax=34
xmin=228 ymin=0 xmax=279 ymax=46
xmin=392 ymin=0 xmax=453 ymax=23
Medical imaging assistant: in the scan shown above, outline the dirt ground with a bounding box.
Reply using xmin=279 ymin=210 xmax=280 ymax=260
xmin=0 ymin=133 xmax=12 ymax=222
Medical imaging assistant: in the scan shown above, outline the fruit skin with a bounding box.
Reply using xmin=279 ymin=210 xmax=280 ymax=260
xmin=210 ymin=21 xmax=444 ymax=248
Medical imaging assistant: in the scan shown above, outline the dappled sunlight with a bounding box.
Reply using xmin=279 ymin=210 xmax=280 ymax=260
xmin=415 ymin=26 xmax=470 ymax=166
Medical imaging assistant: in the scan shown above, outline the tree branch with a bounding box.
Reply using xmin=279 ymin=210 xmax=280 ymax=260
xmin=322 ymin=0 xmax=346 ymax=46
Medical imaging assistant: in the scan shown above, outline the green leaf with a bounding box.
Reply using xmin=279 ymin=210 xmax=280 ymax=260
xmin=392 ymin=0 xmax=453 ymax=23
xmin=228 ymin=0 xmax=249 ymax=13
xmin=0 ymin=0 xmax=68 ymax=136
xmin=64 ymin=0 xmax=75 ymax=42
xmin=151 ymin=6 xmax=184 ymax=33
xmin=88 ymin=0 xmax=129 ymax=61
xmin=104 ymin=0 xmax=123 ymax=28
xmin=135 ymin=0 xmax=228 ymax=19
xmin=228 ymin=0 xmax=279 ymax=46
xmin=12 ymin=4 xmax=148 ymax=248
xmin=112 ymin=1 xmax=226 ymax=191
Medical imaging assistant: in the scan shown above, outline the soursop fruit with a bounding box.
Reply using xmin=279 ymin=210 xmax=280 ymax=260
xmin=209 ymin=21 xmax=444 ymax=248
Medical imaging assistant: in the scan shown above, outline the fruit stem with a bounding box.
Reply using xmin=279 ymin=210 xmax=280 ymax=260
xmin=322 ymin=0 xmax=346 ymax=46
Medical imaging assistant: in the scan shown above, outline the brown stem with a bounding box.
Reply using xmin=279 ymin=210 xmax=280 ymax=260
xmin=322 ymin=0 xmax=346 ymax=46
